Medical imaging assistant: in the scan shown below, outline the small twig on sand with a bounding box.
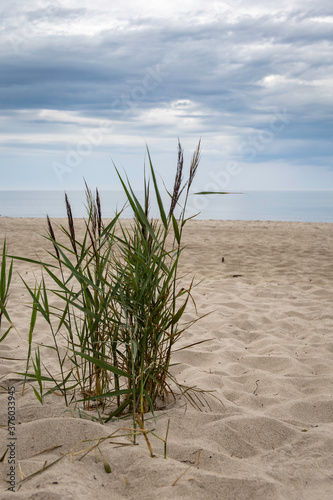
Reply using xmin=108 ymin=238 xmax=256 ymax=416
xmin=172 ymin=449 xmax=201 ymax=486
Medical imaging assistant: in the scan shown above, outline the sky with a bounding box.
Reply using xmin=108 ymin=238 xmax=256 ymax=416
xmin=0 ymin=0 xmax=333 ymax=193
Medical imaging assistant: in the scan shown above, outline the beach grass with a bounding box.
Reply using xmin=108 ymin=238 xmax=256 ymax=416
xmin=0 ymin=239 xmax=13 ymax=342
xmin=15 ymin=141 xmax=204 ymax=427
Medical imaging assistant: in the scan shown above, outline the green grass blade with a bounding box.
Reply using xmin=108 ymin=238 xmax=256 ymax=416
xmin=9 ymin=255 xmax=57 ymax=268
xmin=0 ymin=300 xmax=11 ymax=324
xmin=0 ymin=326 xmax=12 ymax=342
xmin=104 ymin=398 xmax=132 ymax=421
xmin=73 ymin=351 xmax=131 ymax=378
xmin=171 ymin=214 xmax=181 ymax=245
xmin=16 ymin=372 xmax=55 ymax=382
xmin=78 ymin=388 xmax=133 ymax=402
xmin=22 ymin=283 xmax=41 ymax=392
xmin=114 ymin=165 xmax=158 ymax=244
xmin=32 ymin=386 xmax=43 ymax=404
xmin=0 ymin=240 xmax=13 ymax=327
xmin=146 ymin=146 xmax=168 ymax=229
xmin=20 ymin=276 xmax=51 ymax=325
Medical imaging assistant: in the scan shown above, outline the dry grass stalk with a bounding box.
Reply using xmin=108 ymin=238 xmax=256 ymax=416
xmin=169 ymin=139 xmax=186 ymax=218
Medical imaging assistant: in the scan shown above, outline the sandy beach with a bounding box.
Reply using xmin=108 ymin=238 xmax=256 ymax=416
xmin=1 ymin=218 xmax=332 ymax=499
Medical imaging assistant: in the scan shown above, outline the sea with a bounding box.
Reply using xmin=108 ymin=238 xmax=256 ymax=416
xmin=0 ymin=190 xmax=332 ymax=223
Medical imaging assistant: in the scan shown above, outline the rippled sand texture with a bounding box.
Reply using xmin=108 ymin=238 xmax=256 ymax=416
xmin=1 ymin=219 xmax=332 ymax=499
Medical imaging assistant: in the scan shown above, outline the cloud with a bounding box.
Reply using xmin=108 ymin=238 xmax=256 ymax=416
xmin=0 ymin=0 xmax=332 ymax=189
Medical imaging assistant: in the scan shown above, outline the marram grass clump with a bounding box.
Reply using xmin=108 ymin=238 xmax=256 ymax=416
xmin=16 ymin=140 xmax=208 ymax=425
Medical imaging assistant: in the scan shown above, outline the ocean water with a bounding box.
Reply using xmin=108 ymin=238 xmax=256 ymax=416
xmin=0 ymin=190 xmax=332 ymax=223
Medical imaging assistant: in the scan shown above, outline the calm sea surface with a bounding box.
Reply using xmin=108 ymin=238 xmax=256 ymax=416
xmin=0 ymin=190 xmax=332 ymax=223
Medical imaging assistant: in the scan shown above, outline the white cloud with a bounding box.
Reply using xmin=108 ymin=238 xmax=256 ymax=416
xmin=0 ymin=0 xmax=332 ymax=190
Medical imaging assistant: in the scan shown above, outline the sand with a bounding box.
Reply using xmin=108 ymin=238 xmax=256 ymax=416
xmin=0 ymin=218 xmax=332 ymax=499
